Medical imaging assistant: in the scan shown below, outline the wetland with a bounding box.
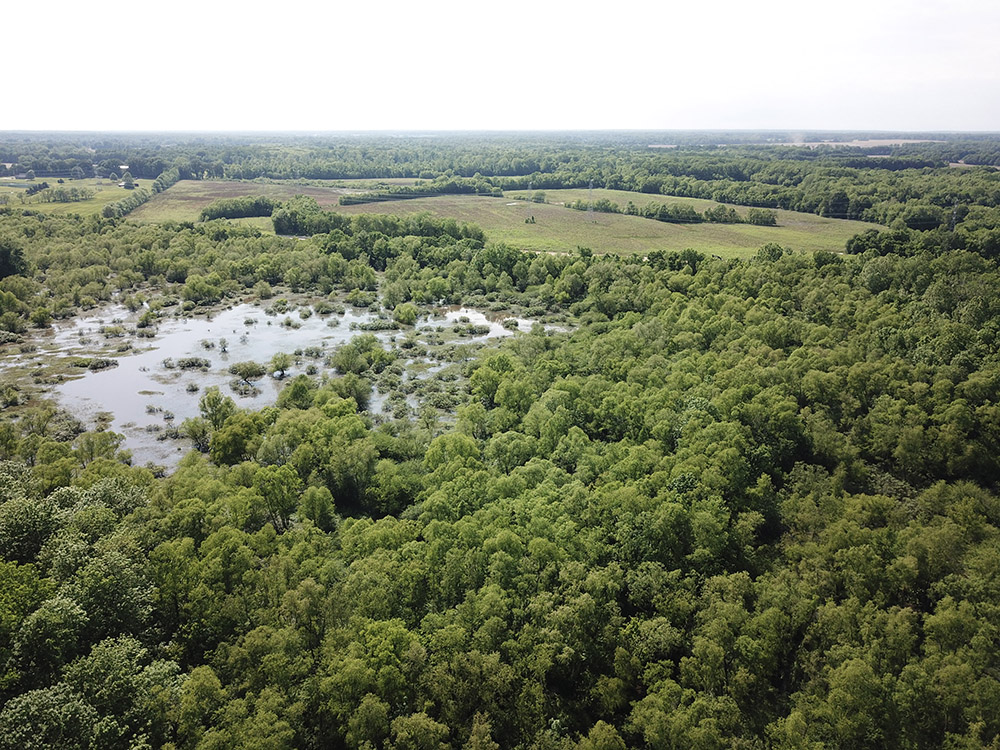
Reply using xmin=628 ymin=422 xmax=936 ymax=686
xmin=3 ymin=294 xmax=550 ymax=469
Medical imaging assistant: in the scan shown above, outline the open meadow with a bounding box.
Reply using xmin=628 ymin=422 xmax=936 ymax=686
xmin=329 ymin=189 xmax=880 ymax=257
xmin=134 ymin=181 xmax=880 ymax=257
xmin=127 ymin=178 xmax=419 ymax=222
xmin=0 ymin=176 xmax=142 ymax=216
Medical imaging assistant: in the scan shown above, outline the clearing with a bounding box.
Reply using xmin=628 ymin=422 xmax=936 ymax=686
xmin=331 ymin=188 xmax=880 ymax=257
xmin=0 ymin=177 xmax=144 ymax=216
xmin=133 ymin=181 xmax=880 ymax=257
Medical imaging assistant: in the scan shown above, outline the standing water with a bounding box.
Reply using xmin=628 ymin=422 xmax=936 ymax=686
xmin=40 ymin=303 xmax=529 ymax=469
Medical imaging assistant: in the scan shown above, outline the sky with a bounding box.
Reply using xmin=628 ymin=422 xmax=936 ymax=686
xmin=4 ymin=0 xmax=999 ymax=132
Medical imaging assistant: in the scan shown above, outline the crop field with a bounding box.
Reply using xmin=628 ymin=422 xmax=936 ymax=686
xmin=131 ymin=181 xmax=879 ymax=257
xmin=0 ymin=177 xmax=140 ymax=216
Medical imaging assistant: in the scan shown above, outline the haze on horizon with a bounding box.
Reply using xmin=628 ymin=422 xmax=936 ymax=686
xmin=6 ymin=0 xmax=998 ymax=133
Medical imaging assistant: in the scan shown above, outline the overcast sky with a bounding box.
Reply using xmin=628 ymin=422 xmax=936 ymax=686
xmin=5 ymin=0 xmax=998 ymax=132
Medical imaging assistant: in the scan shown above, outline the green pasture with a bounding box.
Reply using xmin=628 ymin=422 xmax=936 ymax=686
xmin=512 ymin=188 xmax=727 ymax=213
xmin=129 ymin=180 xmax=880 ymax=257
xmin=0 ymin=177 xmax=140 ymax=216
xmin=515 ymin=188 xmax=882 ymax=250
xmin=129 ymin=180 xmax=354 ymax=223
xmin=330 ymin=192 xmax=880 ymax=257
xmin=130 ymin=178 xmax=422 ymax=223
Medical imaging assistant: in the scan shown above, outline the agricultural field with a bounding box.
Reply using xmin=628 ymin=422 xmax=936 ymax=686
xmin=135 ymin=181 xmax=880 ymax=257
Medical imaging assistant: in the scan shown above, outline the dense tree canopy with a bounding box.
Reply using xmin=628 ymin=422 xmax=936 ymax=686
xmin=1 ymin=132 xmax=1000 ymax=749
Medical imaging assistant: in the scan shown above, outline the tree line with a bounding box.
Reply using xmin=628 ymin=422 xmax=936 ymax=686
xmin=565 ymin=197 xmax=778 ymax=226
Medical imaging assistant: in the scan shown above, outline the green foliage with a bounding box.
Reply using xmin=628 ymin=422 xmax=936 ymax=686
xmin=2 ymin=132 xmax=1000 ymax=750
xmin=0 ymin=682 xmax=97 ymax=750
xmin=338 ymin=175 xmax=501 ymax=205
xmin=151 ymin=167 xmax=180 ymax=194
xmin=101 ymin=187 xmax=151 ymax=218
xmin=228 ymin=361 xmax=267 ymax=384
xmin=0 ymin=235 xmax=27 ymax=279
xmin=393 ymin=302 xmax=419 ymax=325
xmin=200 ymin=195 xmax=280 ymax=221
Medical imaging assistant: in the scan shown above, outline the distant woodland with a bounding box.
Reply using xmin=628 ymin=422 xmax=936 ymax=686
xmin=1 ymin=131 xmax=1000 ymax=750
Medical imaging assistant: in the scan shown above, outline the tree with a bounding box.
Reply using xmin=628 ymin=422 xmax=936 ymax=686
xmin=178 ymin=665 xmax=225 ymax=747
xmin=270 ymin=352 xmax=292 ymax=379
xmin=181 ymin=416 xmax=212 ymax=452
xmin=464 ymin=713 xmax=500 ymax=750
xmin=121 ymin=171 xmax=134 ymax=190
xmin=0 ymin=683 xmax=97 ymax=750
xmin=229 ymin=361 xmax=267 ymax=386
xmin=62 ymin=636 xmax=182 ymax=750
xmin=901 ymin=202 xmax=945 ymax=231
xmin=209 ymin=412 xmax=265 ymax=465
xmin=10 ymin=596 xmax=89 ymax=687
xmin=0 ymin=236 xmax=27 ymax=279
xmin=253 ymin=464 xmax=300 ymax=531
xmin=393 ymin=302 xmax=419 ymax=326
xmin=821 ymin=189 xmax=850 ymax=218
xmin=298 ymin=485 xmax=335 ymax=530
xmin=0 ymin=491 xmax=62 ymax=565
xmin=391 ymin=712 xmax=451 ymax=750
xmin=200 ymin=386 xmax=237 ymax=430
xmin=346 ymin=693 xmax=390 ymax=749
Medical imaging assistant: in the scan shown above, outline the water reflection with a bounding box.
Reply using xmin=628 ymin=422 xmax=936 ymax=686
xmin=42 ymin=303 xmax=525 ymax=469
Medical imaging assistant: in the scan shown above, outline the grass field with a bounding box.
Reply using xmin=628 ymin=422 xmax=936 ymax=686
xmin=515 ymin=188 xmax=882 ymax=253
xmin=330 ymin=190 xmax=880 ymax=257
xmin=128 ymin=180 xmax=348 ymax=223
xmin=0 ymin=177 xmax=144 ymax=216
xmin=131 ymin=181 xmax=880 ymax=257
xmin=129 ymin=178 xmax=421 ymax=223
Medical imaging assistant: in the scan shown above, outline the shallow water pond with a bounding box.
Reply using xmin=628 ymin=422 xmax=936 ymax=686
xmin=29 ymin=302 xmax=527 ymax=469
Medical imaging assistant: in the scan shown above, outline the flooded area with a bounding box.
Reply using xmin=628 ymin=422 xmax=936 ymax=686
xmin=2 ymin=299 xmax=543 ymax=470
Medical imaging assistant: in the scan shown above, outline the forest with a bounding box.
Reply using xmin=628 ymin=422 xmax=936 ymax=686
xmin=1 ymin=131 xmax=1000 ymax=750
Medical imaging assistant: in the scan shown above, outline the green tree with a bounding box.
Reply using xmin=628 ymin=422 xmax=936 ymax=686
xmin=10 ymin=596 xmax=89 ymax=687
xmin=391 ymin=712 xmax=451 ymax=750
xmin=0 ymin=683 xmax=96 ymax=750
xmin=0 ymin=235 xmax=27 ymax=279
xmin=393 ymin=302 xmax=419 ymax=325
xmin=200 ymin=387 xmax=237 ymax=430
xmin=229 ymin=361 xmax=267 ymax=386
xmin=253 ymin=464 xmax=301 ymax=531
xmin=270 ymin=352 xmax=292 ymax=379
